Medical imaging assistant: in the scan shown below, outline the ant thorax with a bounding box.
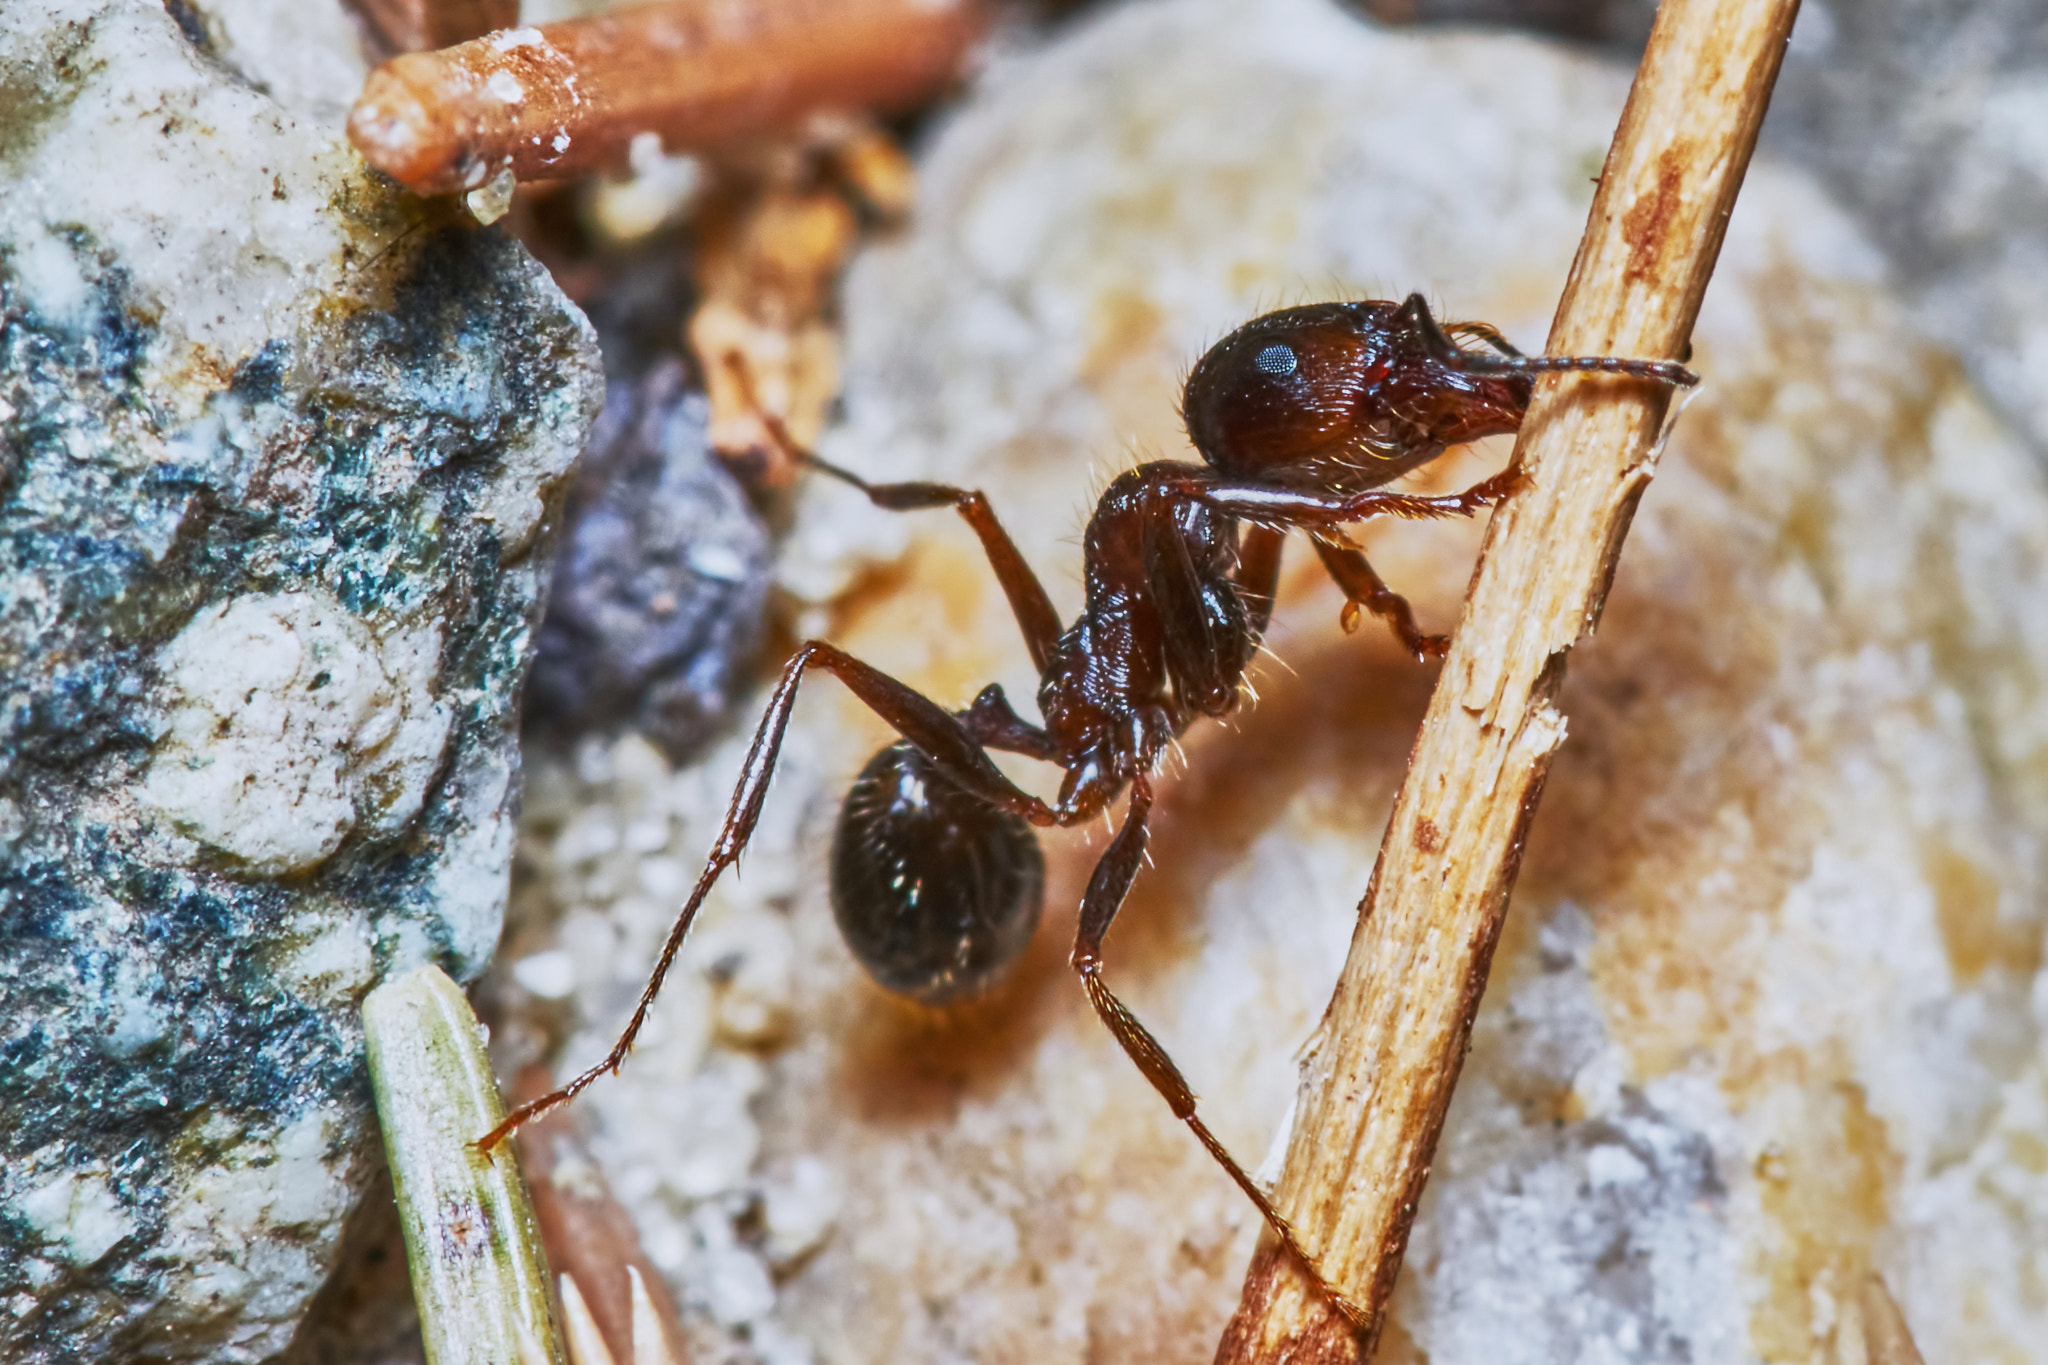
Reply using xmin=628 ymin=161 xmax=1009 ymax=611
xmin=1041 ymin=464 xmax=1254 ymax=741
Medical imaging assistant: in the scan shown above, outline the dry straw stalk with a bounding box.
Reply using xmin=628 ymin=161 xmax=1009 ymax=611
xmin=363 ymin=964 xmax=566 ymax=1365
xmin=1212 ymin=0 xmax=1804 ymax=1358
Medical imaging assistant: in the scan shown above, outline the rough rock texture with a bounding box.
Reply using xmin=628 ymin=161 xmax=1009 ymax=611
xmin=1766 ymin=0 xmax=2048 ymax=461
xmin=0 ymin=2 xmax=601 ymax=1360
xmin=489 ymin=1 xmax=2048 ymax=1363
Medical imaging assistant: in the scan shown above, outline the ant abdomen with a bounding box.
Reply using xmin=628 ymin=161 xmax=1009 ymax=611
xmin=829 ymin=740 xmax=1045 ymax=1004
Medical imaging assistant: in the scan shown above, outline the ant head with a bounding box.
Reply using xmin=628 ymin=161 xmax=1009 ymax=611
xmin=1182 ymin=300 xmax=1532 ymax=492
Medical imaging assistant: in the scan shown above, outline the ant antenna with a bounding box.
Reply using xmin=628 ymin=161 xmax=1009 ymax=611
xmin=1464 ymin=349 xmax=1699 ymax=388
xmin=1516 ymin=353 xmax=1699 ymax=386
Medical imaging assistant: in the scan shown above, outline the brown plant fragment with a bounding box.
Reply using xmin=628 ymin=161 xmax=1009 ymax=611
xmin=1833 ymin=1275 xmax=1928 ymax=1365
xmin=351 ymin=0 xmax=518 ymax=54
xmin=689 ymin=165 xmax=866 ymax=485
xmin=1210 ymin=0 xmax=1803 ymax=1359
xmin=825 ymin=121 xmax=919 ymax=221
xmin=683 ymin=123 xmax=913 ymax=486
xmin=513 ymin=1068 xmax=690 ymax=1365
xmin=347 ymin=0 xmax=984 ymax=196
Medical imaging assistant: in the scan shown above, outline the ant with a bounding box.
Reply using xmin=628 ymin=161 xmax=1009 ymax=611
xmin=483 ymin=293 xmax=1696 ymax=1326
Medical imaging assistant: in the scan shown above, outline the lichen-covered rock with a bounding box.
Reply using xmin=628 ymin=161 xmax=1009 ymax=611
xmin=490 ymin=3 xmax=2048 ymax=1364
xmin=0 ymin=2 xmax=602 ymax=1360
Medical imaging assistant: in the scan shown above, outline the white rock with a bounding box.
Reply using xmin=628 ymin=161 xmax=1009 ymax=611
xmin=137 ymin=592 xmax=453 ymax=875
xmin=16 ymin=1170 xmax=135 ymax=1269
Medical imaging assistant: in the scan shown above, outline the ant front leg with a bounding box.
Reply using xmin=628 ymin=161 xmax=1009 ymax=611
xmin=478 ymin=640 xmax=1055 ymax=1152
xmin=1070 ymin=767 xmax=1370 ymax=1331
xmin=1201 ymin=471 xmax=1522 ymax=530
xmin=1206 ymin=477 xmax=1523 ymax=662
xmin=1234 ymin=524 xmax=1286 ymax=643
xmin=1312 ymin=534 xmax=1446 ymax=662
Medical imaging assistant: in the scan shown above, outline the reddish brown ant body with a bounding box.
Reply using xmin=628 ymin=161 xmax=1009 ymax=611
xmin=484 ymin=293 xmax=1695 ymax=1324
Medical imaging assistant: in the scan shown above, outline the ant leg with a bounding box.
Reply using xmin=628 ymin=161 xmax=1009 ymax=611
xmin=1201 ymin=474 xmax=1518 ymax=529
xmin=1234 ymin=524 xmax=1286 ymax=642
xmin=478 ymin=640 xmax=1055 ymax=1152
xmin=722 ymin=352 xmax=1064 ymax=672
xmin=802 ymin=453 xmax=1064 ymax=673
xmin=1311 ymin=535 xmax=1446 ymax=662
xmin=1069 ymin=772 xmax=1369 ymax=1331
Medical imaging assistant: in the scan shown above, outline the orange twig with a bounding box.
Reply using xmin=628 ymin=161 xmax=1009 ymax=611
xmin=348 ymin=0 xmax=984 ymax=196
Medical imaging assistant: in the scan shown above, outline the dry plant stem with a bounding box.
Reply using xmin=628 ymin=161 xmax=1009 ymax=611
xmin=348 ymin=0 xmax=983 ymax=196
xmin=1846 ymin=1276 xmax=1927 ymax=1365
xmin=689 ymin=125 xmax=913 ymax=483
xmin=362 ymin=966 xmax=566 ymax=1365
xmin=691 ymin=183 xmax=859 ymax=481
xmin=1212 ymin=0 xmax=1801 ymax=1359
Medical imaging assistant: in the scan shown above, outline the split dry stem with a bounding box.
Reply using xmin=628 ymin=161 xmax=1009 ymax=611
xmin=363 ymin=966 xmax=566 ymax=1365
xmin=1211 ymin=0 xmax=1803 ymax=1359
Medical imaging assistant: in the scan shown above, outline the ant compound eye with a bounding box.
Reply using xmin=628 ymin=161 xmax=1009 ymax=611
xmin=1254 ymin=343 xmax=1297 ymax=376
xmin=1183 ymin=303 xmax=1375 ymax=481
xmin=830 ymin=741 xmax=1045 ymax=1004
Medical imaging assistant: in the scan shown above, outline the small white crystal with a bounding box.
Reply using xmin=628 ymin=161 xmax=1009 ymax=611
xmin=466 ymin=166 xmax=518 ymax=225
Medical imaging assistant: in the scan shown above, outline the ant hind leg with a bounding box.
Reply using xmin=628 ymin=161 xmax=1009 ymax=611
xmin=1069 ymin=773 xmax=1369 ymax=1332
xmin=477 ymin=640 xmax=1055 ymax=1152
xmin=804 ymin=454 xmax=1065 ymax=671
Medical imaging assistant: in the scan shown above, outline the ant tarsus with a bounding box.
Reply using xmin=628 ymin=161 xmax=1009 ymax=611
xmin=483 ymin=293 xmax=1696 ymax=1329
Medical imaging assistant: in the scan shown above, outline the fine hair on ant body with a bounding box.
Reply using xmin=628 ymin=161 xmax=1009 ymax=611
xmin=483 ymin=293 xmax=1696 ymax=1326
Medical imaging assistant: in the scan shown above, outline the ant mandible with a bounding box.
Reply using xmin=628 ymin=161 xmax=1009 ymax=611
xmin=483 ymin=293 xmax=1696 ymax=1326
